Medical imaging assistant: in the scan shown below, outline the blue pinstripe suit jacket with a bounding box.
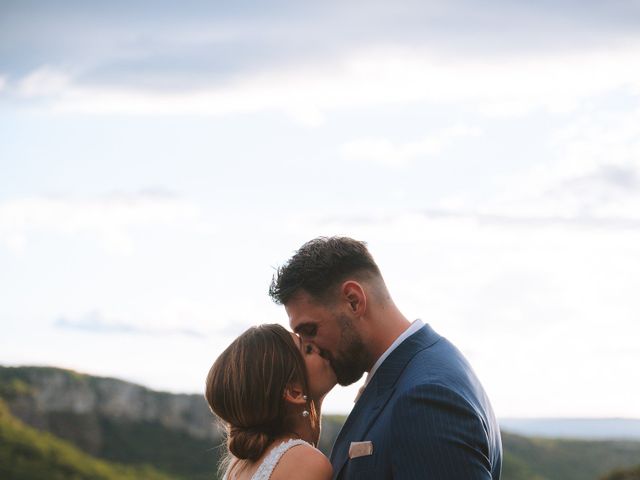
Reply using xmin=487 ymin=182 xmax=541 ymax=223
xmin=329 ymin=324 xmax=502 ymax=479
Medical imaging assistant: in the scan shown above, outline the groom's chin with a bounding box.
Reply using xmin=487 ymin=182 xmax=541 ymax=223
xmin=336 ymin=370 xmax=364 ymax=387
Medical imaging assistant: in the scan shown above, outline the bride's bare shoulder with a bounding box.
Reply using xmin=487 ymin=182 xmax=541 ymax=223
xmin=271 ymin=443 xmax=332 ymax=480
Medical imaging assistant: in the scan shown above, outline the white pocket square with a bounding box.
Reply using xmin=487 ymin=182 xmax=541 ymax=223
xmin=349 ymin=441 xmax=374 ymax=459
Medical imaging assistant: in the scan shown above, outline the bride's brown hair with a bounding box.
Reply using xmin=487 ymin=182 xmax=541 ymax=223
xmin=205 ymin=324 xmax=318 ymax=466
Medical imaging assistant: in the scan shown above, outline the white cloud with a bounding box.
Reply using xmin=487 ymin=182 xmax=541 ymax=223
xmin=0 ymin=75 xmax=7 ymax=92
xmin=340 ymin=125 xmax=482 ymax=166
xmin=0 ymin=192 xmax=205 ymax=255
xmin=50 ymin=293 xmax=269 ymax=339
xmin=55 ymin=310 xmax=206 ymax=337
xmin=471 ymin=105 xmax=640 ymax=222
xmin=17 ymin=66 xmax=72 ymax=97
xmin=11 ymin=45 xmax=640 ymax=123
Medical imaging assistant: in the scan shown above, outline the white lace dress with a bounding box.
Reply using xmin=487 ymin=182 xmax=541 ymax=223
xmin=224 ymin=438 xmax=309 ymax=480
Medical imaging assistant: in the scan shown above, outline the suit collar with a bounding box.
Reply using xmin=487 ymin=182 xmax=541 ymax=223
xmin=371 ymin=323 xmax=440 ymax=395
xmin=360 ymin=319 xmax=424 ymax=394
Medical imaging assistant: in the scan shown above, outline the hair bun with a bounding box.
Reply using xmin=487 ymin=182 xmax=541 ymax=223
xmin=228 ymin=426 xmax=272 ymax=461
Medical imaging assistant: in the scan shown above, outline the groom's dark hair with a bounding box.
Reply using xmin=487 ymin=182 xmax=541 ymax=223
xmin=269 ymin=236 xmax=382 ymax=305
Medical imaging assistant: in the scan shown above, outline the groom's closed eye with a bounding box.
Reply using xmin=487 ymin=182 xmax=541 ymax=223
xmin=295 ymin=323 xmax=317 ymax=339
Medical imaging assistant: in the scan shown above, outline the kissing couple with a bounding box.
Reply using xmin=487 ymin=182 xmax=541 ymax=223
xmin=205 ymin=237 xmax=503 ymax=480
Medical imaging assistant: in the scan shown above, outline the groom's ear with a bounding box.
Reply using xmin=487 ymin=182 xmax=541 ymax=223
xmin=341 ymin=280 xmax=366 ymax=317
xmin=283 ymin=383 xmax=307 ymax=405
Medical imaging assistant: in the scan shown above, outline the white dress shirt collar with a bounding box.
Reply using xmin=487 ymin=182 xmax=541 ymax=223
xmin=355 ymin=319 xmax=424 ymax=402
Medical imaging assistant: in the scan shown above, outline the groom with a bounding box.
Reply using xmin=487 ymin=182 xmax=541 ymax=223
xmin=269 ymin=236 xmax=502 ymax=479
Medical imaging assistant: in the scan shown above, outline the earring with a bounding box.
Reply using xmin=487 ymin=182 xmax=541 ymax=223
xmin=303 ymin=395 xmax=308 ymax=401
xmin=302 ymin=410 xmax=310 ymax=418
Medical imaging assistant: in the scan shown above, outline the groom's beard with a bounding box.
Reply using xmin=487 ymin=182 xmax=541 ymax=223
xmin=328 ymin=313 xmax=370 ymax=386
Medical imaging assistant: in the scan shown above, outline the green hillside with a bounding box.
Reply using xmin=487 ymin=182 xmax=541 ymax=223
xmin=96 ymin=416 xmax=222 ymax=479
xmin=501 ymin=432 xmax=640 ymax=480
xmin=0 ymin=399 xmax=176 ymax=480
xmin=600 ymin=465 xmax=640 ymax=480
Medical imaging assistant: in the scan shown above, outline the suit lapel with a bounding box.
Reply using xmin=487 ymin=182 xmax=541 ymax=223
xmin=330 ymin=378 xmax=395 ymax=476
xmin=330 ymin=324 xmax=441 ymax=477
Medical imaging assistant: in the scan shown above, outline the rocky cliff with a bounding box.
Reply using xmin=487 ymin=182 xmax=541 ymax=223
xmin=0 ymin=366 xmax=222 ymax=459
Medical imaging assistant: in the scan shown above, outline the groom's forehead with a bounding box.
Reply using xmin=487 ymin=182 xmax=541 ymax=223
xmin=285 ymin=292 xmax=327 ymax=332
xmin=285 ymin=290 xmax=315 ymax=315
xmin=285 ymin=304 xmax=317 ymax=331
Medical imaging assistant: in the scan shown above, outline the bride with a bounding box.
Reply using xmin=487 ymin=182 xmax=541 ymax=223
xmin=205 ymin=324 xmax=337 ymax=480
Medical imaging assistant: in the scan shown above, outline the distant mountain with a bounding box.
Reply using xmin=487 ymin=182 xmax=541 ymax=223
xmin=2 ymin=365 xmax=640 ymax=480
xmin=0 ymin=398 xmax=175 ymax=480
xmin=500 ymin=418 xmax=640 ymax=440
xmin=0 ymin=366 xmax=222 ymax=480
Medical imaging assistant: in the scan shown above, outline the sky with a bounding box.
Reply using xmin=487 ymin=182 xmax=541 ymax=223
xmin=1 ymin=1 xmax=640 ymax=418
